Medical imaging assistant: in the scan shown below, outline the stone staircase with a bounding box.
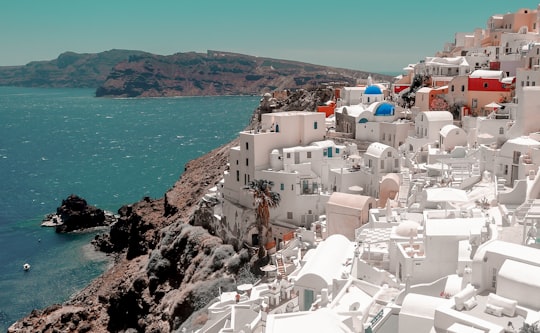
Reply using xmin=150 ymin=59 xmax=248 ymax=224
xmin=471 ymin=163 xmax=481 ymax=177
xmin=398 ymin=168 xmax=411 ymax=207
xmin=497 ymin=177 xmax=506 ymax=193
xmin=276 ymin=253 xmax=287 ymax=277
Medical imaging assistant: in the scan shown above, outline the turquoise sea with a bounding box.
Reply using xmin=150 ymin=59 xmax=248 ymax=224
xmin=0 ymin=87 xmax=259 ymax=331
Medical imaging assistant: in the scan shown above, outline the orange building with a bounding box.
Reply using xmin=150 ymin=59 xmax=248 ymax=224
xmin=317 ymin=101 xmax=336 ymax=117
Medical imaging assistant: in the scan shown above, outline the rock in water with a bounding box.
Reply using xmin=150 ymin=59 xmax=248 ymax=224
xmin=54 ymin=194 xmax=113 ymax=233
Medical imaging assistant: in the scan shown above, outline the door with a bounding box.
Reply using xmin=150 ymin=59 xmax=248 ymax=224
xmin=511 ymin=165 xmax=518 ymax=186
xmin=304 ymin=289 xmax=314 ymax=310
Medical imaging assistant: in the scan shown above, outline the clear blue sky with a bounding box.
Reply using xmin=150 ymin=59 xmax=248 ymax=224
xmin=0 ymin=1 xmax=537 ymax=73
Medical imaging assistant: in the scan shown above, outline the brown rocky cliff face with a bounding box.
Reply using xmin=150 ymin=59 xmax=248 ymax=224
xmin=8 ymin=89 xmax=328 ymax=333
xmin=8 ymin=139 xmax=243 ymax=333
xmin=95 ymin=51 xmax=390 ymax=98
xmin=0 ymin=49 xmax=393 ymax=97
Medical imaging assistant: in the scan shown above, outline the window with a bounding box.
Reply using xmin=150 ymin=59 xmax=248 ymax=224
xmin=504 ymin=165 xmax=508 ymax=175
xmin=314 ymin=121 xmax=318 ymax=129
xmin=382 ymin=133 xmax=386 ymax=140
xmin=461 ymin=85 xmax=465 ymax=92
xmin=499 ymin=127 xmax=504 ymax=134
xmin=336 ymin=148 xmax=340 ymax=154
xmin=381 ymin=160 xmax=384 ymax=169
xmin=236 ymin=160 xmax=239 ymax=165
xmin=472 ymin=99 xmax=478 ymax=108
xmin=395 ymin=158 xmax=399 ymax=168
xmin=280 ymin=183 xmax=284 ymax=191
xmin=245 ymin=142 xmax=249 ymax=150
xmin=307 ymin=151 xmax=312 ymax=158
xmin=513 ymin=151 xmax=521 ymax=164
xmin=287 ymin=212 xmax=293 ymax=219
xmin=246 ymin=158 xmax=249 ymax=166
xmin=236 ymin=170 xmax=240 ymax=182
xmin=451 ymin=85 xmax=454 ymax=92
xmin=483 ymin=82 xmax=488 ymax=88
xmin=286 ymin=152 xmax=291 ymax=159
xmin=387 ymin=152 xmax=392 ymax=157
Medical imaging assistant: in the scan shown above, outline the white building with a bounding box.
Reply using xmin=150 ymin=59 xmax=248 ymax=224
xmin=439 ymin=124 xmax=468 ymax=152
xmin=328 ymin=142 xmax=401 ymax=203
xmin=221 ymin=111 xmax=328 ymax=246
xmin=495 ymin=136 xmax=540 ymax=187
xmin=293 ymin=234 xmax=354 ymax=311
xmin=325 ymin=192 xmax=376 ymax=240
xmin=405 ymin=111 xmax=454 ymax=154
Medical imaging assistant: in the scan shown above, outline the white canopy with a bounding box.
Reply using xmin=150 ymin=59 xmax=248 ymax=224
xmin=426 ymin=188 xmax=468 ymax=203
xmin=485 ymin=102 xmax=501 ymax=109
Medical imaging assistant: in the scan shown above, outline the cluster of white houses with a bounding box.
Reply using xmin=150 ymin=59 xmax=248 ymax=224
xmin=195 ymin=6 xmax=540 ymax=333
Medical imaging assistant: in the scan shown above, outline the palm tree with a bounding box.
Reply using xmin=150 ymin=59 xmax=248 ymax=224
xmin=244 ymin=179 xmax=281 ymax=258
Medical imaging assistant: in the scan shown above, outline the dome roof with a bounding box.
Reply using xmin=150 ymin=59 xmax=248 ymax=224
xmin=374 ymin=103 xmax=395 ymax=116
xmin=365 ymin=85 xmax=382 ymax=95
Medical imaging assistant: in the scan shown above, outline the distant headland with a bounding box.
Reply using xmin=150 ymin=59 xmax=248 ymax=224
xmin=0 ymin=49 xmax=393 ymax=98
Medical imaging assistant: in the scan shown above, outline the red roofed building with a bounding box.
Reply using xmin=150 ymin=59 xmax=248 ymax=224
xmin=467 ymin=70 xmax=513 ymax=116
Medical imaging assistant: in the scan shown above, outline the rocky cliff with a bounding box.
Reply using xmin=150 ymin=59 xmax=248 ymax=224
xmin=9 ymin=137 xmax=243 ymax=333
xmin=95 ymin=50 xmax=388 ymax=98
xmin=7 ymin=88 xmax=340 ymax=333
xmin=0 ymin=49 xmax=392 ymax=97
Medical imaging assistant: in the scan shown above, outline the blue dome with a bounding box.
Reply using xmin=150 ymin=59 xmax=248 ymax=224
xmin=365 ymin=85 xmax=382 ymax=95
xmin=374 ymin=103 xmax=395 ymax=116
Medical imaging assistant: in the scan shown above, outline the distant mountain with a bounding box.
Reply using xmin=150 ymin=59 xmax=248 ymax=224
xmin=0 ymin=49 xmax=150 ymax=88
xmin=95 ymin=50 xmax=393 ymax=97
xmin=0 ymin=49 xmax=393 ymax=97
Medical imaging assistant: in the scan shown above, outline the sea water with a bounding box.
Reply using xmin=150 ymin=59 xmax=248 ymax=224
xmin=0 ymin=86 xmax=259 ymax=330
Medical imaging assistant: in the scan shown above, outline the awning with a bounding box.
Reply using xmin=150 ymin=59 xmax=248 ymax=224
xmin=426 ymin=188 xmax=469 ymax=203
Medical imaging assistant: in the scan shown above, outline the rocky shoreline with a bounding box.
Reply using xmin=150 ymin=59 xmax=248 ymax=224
xmin=8 ymin=136 xmax=246 ymax=332
xmin=7 ymin=88 xmax=327 ymax=332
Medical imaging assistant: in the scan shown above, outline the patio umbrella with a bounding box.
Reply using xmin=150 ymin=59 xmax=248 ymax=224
xmin=348 ymin=185 xmax=364 ymax=193
xmin=260 ymin=264 xmax=277 ymax=278
xmin=477 ymin=133 xmax=494 ymax=139
xmin=485 ymin=102 xmax=501 ymax=109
